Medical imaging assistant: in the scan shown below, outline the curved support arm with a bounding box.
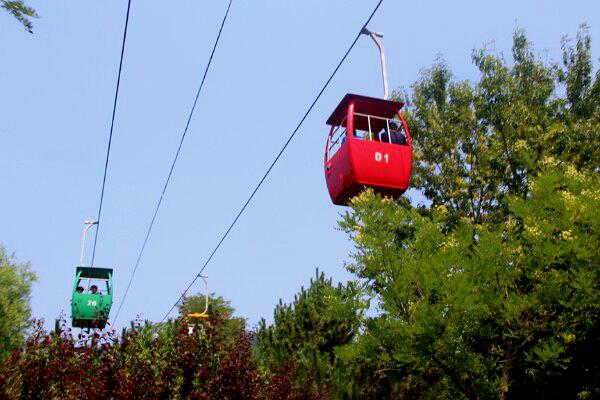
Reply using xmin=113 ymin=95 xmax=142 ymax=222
xmin=361 ymin=28 xmax=389 ymax=100
xmin=200 ymin=275 xmax=209 ymax=316
xmin=80 ymin=220 xmax=98 ymax=266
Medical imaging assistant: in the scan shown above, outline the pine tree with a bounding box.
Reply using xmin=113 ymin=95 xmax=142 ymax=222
xmin=257 ymin=269 xmax=362 ymax=395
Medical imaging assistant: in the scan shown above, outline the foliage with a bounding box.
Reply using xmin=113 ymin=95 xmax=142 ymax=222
xmin=403 ymin=26 xmax=599 ymax=224
xmin=339 ymin=165 xmax=599 ymax=398
xmin=1 ymin=0 xmax=38 ymax=33
xmin=554 ymin=24 xmax=600 ymax=169
xmin=179 ymin=292 xmax=246 ymax=340
xmin=257 ymin=269 xmax=363 ymax=396
xmin=0 ymin=245 xmax=36 ymax=360
xmin=0 ymin=316 xmax=322 ymax=400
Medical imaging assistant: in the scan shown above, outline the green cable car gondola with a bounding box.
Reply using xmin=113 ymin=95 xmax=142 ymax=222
xmin=70 ymin=220 xmax=114 ymax=330
xmin=71 ymin=266 xmax=113 ymax=329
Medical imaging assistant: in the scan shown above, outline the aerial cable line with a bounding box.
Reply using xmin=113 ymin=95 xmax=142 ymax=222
xmin=90 ymin=0 xmax=133 ymax=266
xmin=160 ymin=0 xmax=385 ymax=323
xmin=112 ymin=0 xmax=234 ymax=324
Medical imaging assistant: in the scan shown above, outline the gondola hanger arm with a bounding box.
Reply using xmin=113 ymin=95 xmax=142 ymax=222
xmin=361 ymin=28 xmax=389 ymax=100
xmin=80 ymin=220 xmax=98 ymax=267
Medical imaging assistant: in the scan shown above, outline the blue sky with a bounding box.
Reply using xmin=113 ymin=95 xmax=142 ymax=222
xmin=1 ymin=0 xmax=598 ymax=331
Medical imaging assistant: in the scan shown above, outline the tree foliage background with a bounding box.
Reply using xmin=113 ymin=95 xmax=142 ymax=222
xmin=0 ymin=317 xmax=323 ymax=400
xmin=256 ymin=269 xmax=363 ymax=396
xmin=0 ymin=245 xmax=36 ymax=360
xmin=179 ymin=292 xmax=246 ymax=340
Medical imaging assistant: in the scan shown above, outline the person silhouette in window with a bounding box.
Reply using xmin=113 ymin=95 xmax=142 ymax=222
xmin=90 ymin=285 xmax=98 ymax=294
xmin=389 ymin=121 xmax=407 ymax=145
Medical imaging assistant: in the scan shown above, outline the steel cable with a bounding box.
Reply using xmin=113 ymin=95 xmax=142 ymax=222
xmin=113 ymin=0 xmax=234 ymax=324
xmin=160 ymin=0 xmax=385 ymax=322
xmin=91 ymin=0 xmax=133 ymax=266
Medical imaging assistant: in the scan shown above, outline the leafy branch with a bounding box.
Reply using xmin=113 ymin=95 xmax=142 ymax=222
xmin=2 ymin=1 xmax=38 ymax=33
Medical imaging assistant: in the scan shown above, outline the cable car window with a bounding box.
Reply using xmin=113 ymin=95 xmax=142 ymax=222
xmin=327 ymin=116 xmax=347 ymax=161
xmin=354 ymin=113 xmax=407 ymax=145
xmin=353 ymin=113 xmax=373 ymax=140
xmin=390 ymin=118 xmax=408 ymax=145
xmin=77 ymin=278 xmax=110 ymax=294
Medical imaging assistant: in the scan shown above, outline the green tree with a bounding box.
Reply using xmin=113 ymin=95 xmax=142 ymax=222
xmin=0 ymin=245 xmax=36 ymax=360
xmin=1 ymin=1 xmax=38 ymax=33
xmin=339 ymin=164 xmax=599 ymax=399
xmin=335 ymin=27 xmax=600 ymax=399
xmin=257 ymin=269 xmax=363 ymax=396
xmin=179 ymin=292 xmax=245 ymax=339
xmin=554 ymin=24 xmax=600 ymax=169
xmin=404 ymin=27 xmax=598 ymax=225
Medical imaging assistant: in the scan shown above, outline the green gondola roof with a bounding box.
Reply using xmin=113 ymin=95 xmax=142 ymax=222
xmin=76 ymin=266 xmax=113 ymax=279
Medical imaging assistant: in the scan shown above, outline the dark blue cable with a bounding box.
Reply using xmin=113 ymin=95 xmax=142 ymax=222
xmin=113 ymin=0 xmax=234 ymax=324
xmin=91 ymin=0 xmax=133 ymax=266
xmin=160 ymin=0 xmax=386 ymax=323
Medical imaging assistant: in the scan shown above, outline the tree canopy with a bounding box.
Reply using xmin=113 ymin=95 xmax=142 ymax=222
xmin=257 ymin=269 xmax=363 ymax=396
xmin=405 ymin=26 xmax=598 ymax=224
xmin=179 ymin=292 xmax=246 ymax=340
xmin=0 ymin=245 xmax=36 ymax=360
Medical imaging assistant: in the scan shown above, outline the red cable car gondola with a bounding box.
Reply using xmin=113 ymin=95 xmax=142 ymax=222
xmin=324 ymin=93 xmax=412 ymax=206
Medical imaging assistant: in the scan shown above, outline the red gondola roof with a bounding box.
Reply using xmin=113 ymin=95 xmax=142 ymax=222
xmin=326 ymin=93 xmax=405 ymax=126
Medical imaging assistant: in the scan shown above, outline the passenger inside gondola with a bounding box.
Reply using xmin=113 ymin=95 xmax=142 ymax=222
xmin=76 ymin=278 xmax=109 ymax=294
xmin=380 ymin=121 xmax=407 ymax=145
xmin=352 ymin=112 xmax=408 ymax=145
